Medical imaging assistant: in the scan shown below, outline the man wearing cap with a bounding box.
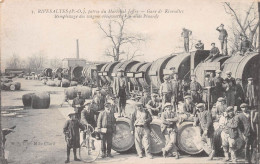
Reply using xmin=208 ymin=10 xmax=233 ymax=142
xmin=72 ymin=92 xmax=85 ymax=120
xmin=212 ymin=70 xmax=225 ymax=103
xmin=93 ymin=89 xmax=106 ymax=112
xmin=161 ymin=103 xmax=180 ymax=159
xmin=236 ymin=103 xmax=258 ymax=163
xmin=182 ymin=95 xmax=196 ymax=121
xmin=204 ymin=43 xmax=221 ymax=62
xmin=245 ymin=78 xmax=256 ymax=108
xmin=113 ymin=68 xmax=129 ymax=117
xmin=225 ymin=71 xmax=236 ymax=106
xmin=194 ymin=103 xmax=215 ymax=160
xmin=203 ymin=74 xmax=214 ymax=105
xmin=140 ymin=90 xmax=151 ymax=108
xmin=110 ymin=96 xmax=118 ymax=114
xmin=130 ymin=102 xmax=153 ymax=159
xmin=195 ymin=40 xmax=204 ymax=50
xmin=160 ymin=75 xmax=172 ymax=106
xmin=235 ymin=78 xmax=245 ymax=111
xmin=220 ymin=106 xmax=239 ymax=162
xmin=190 ymin=75 xmax=203 ymax=104
xmin=181 ymin=28 xmax=192 ymax=52
xmin=216 ymin=24 xmax=228 ymax=55
xmin=64 ymin=113 xmax=86 ymax=163
xmin=240 ymin=35 xmax=252 ymax=55
xmin=212 ymin=97 xmax=227 ymax=121
xmin=170 ymin=73 xmax=182 ymax=109
xmin=97 ymin=102 xmax=116 ymax=158
xmin=146 ymin=93 xmax=161 ymax=116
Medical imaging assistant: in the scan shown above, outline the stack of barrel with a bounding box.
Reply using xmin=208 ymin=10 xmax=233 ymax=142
xmin=1 ymin=77 xmax=21 ymax=91
xmin=22 ymin=92 xmax=50 ymax=109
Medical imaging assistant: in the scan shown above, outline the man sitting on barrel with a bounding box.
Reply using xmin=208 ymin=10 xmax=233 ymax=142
xmin=161 ymin=103 xmax=180 ymax=159
xmin=193 ymin=103 xmax=215 ymax=160
xmin=72 ymin=91 xmax=85 ymax=120
xmin=190 ymin=74 xmax=203 ymax=104
xmin=146 ymin=93 xmax=161 ymax=117
xmin=181 ymin=95 xmax=196 ymax=122
xmin=130 ymin=102 xmax=153 ymax=159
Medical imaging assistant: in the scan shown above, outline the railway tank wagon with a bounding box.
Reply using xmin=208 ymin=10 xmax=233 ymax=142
xmin=128 ymin=62 xmax=147 ymax=88
xmin=99 ymin=61 xmax=120 ymax=86
xmin=136 ymin=62 xmax=153 ymax=89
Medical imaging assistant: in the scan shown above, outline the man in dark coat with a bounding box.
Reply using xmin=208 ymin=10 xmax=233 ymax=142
xmin=236 ymin=103 xmax=257 ymax=163
xmin=194 ymin=103 xmax=215 ymax=160
xmin=225 ymin=71 xmax=236 ymax=107
xmin=146 ymin=93 xmax=161 ymax=116
xmin=182 ymin=95 xmax=196 ymax=121
xmin=160 ymin=75 xmax=172 ymax=106
xmin=97 ymin=102 xmax=116 ymax=158
xmin=195 ymin=40 xmax=204 ymax=50
xmin=170 ymin=73 xmax=182 ymax=109
xmin=235 ymin=78 xmax=245 ymax=112
xmin=216 ymin=24 xmax=228 ymax=55
xmin=190 ymin=75 xmax=203 ymax=104
xmin=72 ymin=92 xmax=85 ymax=120
xmin=240 ymin=35 xmax=252 ymax=55
xmin=63 ymin=113 xmax=85 ymax=163
xmin=130 ymin=102 xmax=153 ymax=159
xmin=213 ymin=70 xmax=225 ymax=104
xmin=140 ymin=91 xmax=151 ymax=108
xmin=204 ymin=43 xmax=221 ymax=62
xmin=245 ymin=78 xmax=256 ymax=108
xmin=181 ymin=28 xmax=192 ymax=52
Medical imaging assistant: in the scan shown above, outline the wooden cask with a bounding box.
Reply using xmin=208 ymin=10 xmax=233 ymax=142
xmin=22 ymin=93 xmax=34 ymax=107
xmin=31 ymin=92 xmax=50 ymax=109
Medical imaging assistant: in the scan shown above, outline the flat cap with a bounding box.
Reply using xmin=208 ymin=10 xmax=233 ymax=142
xmin=220 ymin=24 xmax=224 ymax=26
xmin=184 ymin=95 xmax=192 ymax=99
xmin=226 ymin=106 xmax=234 ymax=112
xmin=215 ymin=70 xmax=222 ymax=73
xmin=247 ymin=77 xmax=253 ymax=81
xmin=240 ymin=103 xmax=249 ymax=108
xmin=163 ymin=75 xmax=170 ymax=80
xmin=217 ymin=97 xmax=225 ymax=102
xmin=104 ymin=102 xmax=111 ymax=107
xmin=170 ymin=67 xmax=176 ymax=70
xmin=225 ymin=71 xmax=232 ymax=75
xmin=211 ymin=43 xmax=215 ymax=46
xmin=163 ymin=103 xmax=172 ymax=109
xmin=196 ymin=103 xmax=205 ymax=108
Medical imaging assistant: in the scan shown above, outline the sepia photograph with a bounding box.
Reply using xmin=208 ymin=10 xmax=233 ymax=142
xmin=0 ymin=0 xmax=259 ymax=163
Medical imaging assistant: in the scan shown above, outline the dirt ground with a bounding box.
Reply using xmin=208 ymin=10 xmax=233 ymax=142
xmin=1 ymin=78 xmax=248 ymax=164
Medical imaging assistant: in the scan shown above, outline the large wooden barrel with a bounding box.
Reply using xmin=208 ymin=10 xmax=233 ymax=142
xmin=2 ymin=82 xmax=12 ymax=90
xmin=42 ymin=79 xmax=47 ymax=85
xmin=13 ymin=82 xmax=21 ymax=90
xmin=46 ymin=80 xmax=55 ymax=86
xmin=22 ymin=93 xmax=34 ymax=107
xmin=129 ymin=62 xmax=146 ymax=87
xmin=64 ymin=87 xmax=77 ymax=100
xmin=112 ymin=117 xmax=135 ymax=153
xmin=61 ymin=79 xmax=70 ymax=87
xmin=54 ymin=80 xmax=61 ymax=87
xmin=70 ymin=81 xmax=78 ymax=86
xmin=75 ymin=86 xmax=92 ymax=99
xmin=31 ymin=92 xmax=50 ymax=109
xmin=177 ymin=121 xmax=203 ymax=155
xmin=149 ymin=119 xmax=166 ymax=154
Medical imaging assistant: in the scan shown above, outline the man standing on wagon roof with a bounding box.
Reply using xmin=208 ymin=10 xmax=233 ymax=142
xmin=216 ymin=24 xmax=228 ymax=55
xmin=181 ymin=28 xmax=192 ymax=52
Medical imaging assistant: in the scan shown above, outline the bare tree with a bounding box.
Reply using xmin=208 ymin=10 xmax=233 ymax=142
xmin=97 ymin=11 xmax=145 ymax=61
xmin=49 ymin=58 xmax=62 ymax=68
xmin=26 ymin=51 xmax=46 ymax=72
xmin=223 ymin=2 xmax=259 ymax=51
xmin=6 ymin=54 xmax=23 ymax=69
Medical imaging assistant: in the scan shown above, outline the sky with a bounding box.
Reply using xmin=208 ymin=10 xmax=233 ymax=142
xmin=0 ymin=0 xmax=258 ymax=70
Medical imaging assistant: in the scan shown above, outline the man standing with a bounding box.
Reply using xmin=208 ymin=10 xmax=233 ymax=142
xmin=204 ymin=43 xmax=221 ymax=62
xmin=245 ymin=78 xmax=256 ymax=108
xmin=64 ymin=113 xmax=85 ymax=163
xmin=203 ymin=74 xmax=214 ymax=105
xmin=146 ymin=93 xmax=161 ymax=116
xmin=93 ymin=89 xmax=106 ymax=112
xmin=171 ymin=73 xmax=182 ymax=110
xmin=113 ymin=68 xmax=129 ymax=117
xmin=161 ymin=103 xmax=180 ymax=159
xmin=182 ymin=95 xmax=196 ymax=121
xmin=220 ymin=106 xmax=239 ymax=162
xmin=97 ymin=102 xmax=116 ymax=158
xmin=72 ymin=92 xmax=85 ymax=120
xmin=194 ymin=103 xmax=215 ymax=160
xmin=213 ymin=70 xmax=225 ymax=103
xmin=236 ymin=103 xmax=257 ymax=163
xmin=212 ymin=97 xmax=227 ymax=121
xmin=130 ymin=102 xmax=153 ymax=159
xmin=225 ymin=71 xmax=236 ymax=107
xmin=235 ymin=78 xmax=245 ymax=112
xmin=160 ymin=75 xmax=172 ymax=106
xmin=140 ymin=90 xmax=151 ymax=108
xmin=216 ymin=24 xmax=228 ymax=55
xmin=195 ymin=40 xmax=204 ymax=50
xmin=190 ymin=75 xmax=203 ymax=104
xmin=181 ymin=28 xmax=192 ymax=52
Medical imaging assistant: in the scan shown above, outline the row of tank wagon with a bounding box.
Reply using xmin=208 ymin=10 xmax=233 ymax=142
xmin=43 ymin=50 xmax=259 ymax=90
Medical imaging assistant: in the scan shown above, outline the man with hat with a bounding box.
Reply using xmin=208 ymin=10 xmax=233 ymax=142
xmin=181 ymin=27 xmax=192 ymax=52
xmin=245 ymin=77 xmax=256 ymax=108
xmin=160 ymin=75 xmax=172 ymax=107
xmin=212 ymin=97 xmax=227 ymax=121
xmin=113 ymin=68 xmax=129 ymax=117
xmin=225 ymin=71 xmax=236 ymax=106
xmin=190 ymin=74 xmax=203 ymax=104
xmin=72 ymin=91 xmax=85 ymax=120
xmin=204 ymin=43 xmax=221 ymax=62
xmin=170 ymin=72 xmax=182 ymax=110
xmin=220 ymin=106 xmax=239 ymax=162
xmin=235 ymin=78 xmax=245 ymax=112
xmin=93 ymin=88 xmax=106 ymax=112
xmin=161 ymin=103 xmax=180 ymax=159
xmin=216 ymin=24 xmax=228 ymax=55
xmin=182 ymin=95 xmax=196 ymax=121
xmin=240 ymin=35 xmax=252 ymax=55
xmin=236 ymin=103 xmax=258 ymax=163
xmin=203 ymin=74 xmax=214 ymax=105
xmin=212 ymin=69 xmax=225 ymax=103
xmin=146 ymin=93 xmax=161 ymax=116
xmin=130 ymin=102 xmax=153 ymax=159
xmin=97 ymin=102 xmax=116 ymax=158
xmin=195 ymin=40 xmax=204 ymax=50
xmin=64 ymin=113 xmax=86 ymax=163
xmin=140 ymin=90 xmax=151 ymax=108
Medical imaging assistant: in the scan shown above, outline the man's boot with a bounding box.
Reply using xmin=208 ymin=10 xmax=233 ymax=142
xmin=73 ymin=148 xmax=81 ymax=161
xmin=223 ymin=151 xmax=230 ymax=162
xmin=208 ymin=150 xmax=215 ymax=160
xmin=175 ymin=151 xmax=180 ymax=159
xmin=162 ymin=148 xmax=166 ymax=158
xmin=230 ymin=150 xmax=237 ymax=163
xmin=65 ymin=158 xmax=70 ymax=163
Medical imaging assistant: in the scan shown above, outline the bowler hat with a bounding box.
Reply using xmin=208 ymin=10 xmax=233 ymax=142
xmin=163 ymin=75 xmax=170 ymax=80
xmin=215 ymin=70 xmax=222 ymax=73
xmin=211 ymin=43 xmax=215 ymax=46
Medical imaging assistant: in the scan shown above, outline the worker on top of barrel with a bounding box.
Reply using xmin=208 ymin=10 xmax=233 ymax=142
xmin=181 ymin=28 xmax=192 ymax=52
xmin=212 ymin=69 xmax=225 ymax=103
xmin=161 ymin=103 xmax=180 ymax=159
xmin=212 ymin=97 xmax=227 ymax=121
xmin=140 ymin=90 xmax=151 ymax=108
xmin=204 ymin=43 xmax=221 ymax=62
xmin=160 ymin=75 xmax=172 ymax=106
xmin=236 ymin=103 xmax=257 ymax=163
xmin=220 ymin=106 xmax=239 ymax=162
xmin=72 ymin=91 xmax=85 ymax=120
xmin=190 ymin=74 xmax=202 ymax=104
xmin=97 ymin=102 xmax=116 ymax=158
xmin=146 ymin=93 xmax=161 ymax=117
xmin=245 ymin=78 xmax=256 ymax=108
xmin=235 ymin=78 xmax=245 ymax=112
xmin=170 ymin=72 xmax=182 ymax=110
xmin=216 ymin=24 xmax=228 ymax=55
xmin=193 ymin=103 xmax=215 ymax=160
xmin=240 ymin=35 xmax=252 ymax=55
xmin=130 ymin=102 xmax=153 ymax=159
xmin=64 ymin=113 xmax=86 ymax=163
xmin=182 ymin=95 xmax=196 ymax=121
xmin=113 ymin=68 xmax=129 ymax=118
xmin=195 ymin=40 xmax=204 ymax=50
xmin=225 ymin=71 xmax=236 ymax=107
